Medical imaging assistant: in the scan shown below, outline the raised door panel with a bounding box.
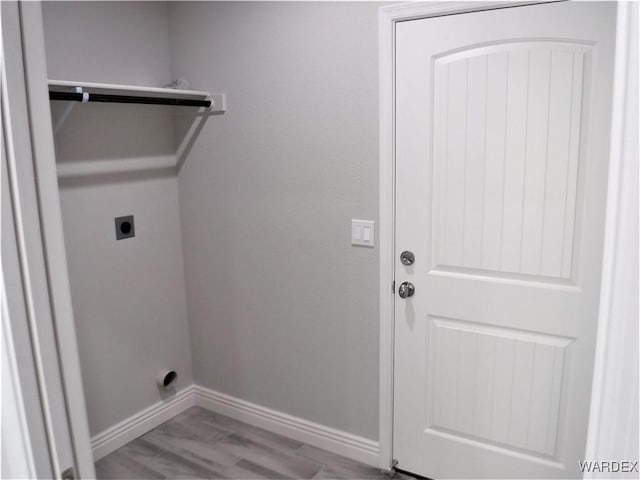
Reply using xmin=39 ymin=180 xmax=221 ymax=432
xmin=428 ymin=317 xmax=569 ymax=458
xmin=432 ymin=42 xmax=588 ymax=282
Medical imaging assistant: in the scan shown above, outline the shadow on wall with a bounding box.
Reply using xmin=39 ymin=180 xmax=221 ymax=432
xmin=57 ymin=167 xmax=176 ymax=189
xmin=52 ymin=102 xmax=175 ymax=162
xmin=51 ymin=101 xmax=213 ymax=187
xmin=173 ymin=109 xmax=215 ymax=173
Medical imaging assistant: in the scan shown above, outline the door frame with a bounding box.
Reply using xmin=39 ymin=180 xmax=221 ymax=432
xmin=1 ymin=1 xmax=95 ymax=477
xmin=377 ymin=0 xmax=637 ymax=471
xmin=583 ymin=1 xmax=639 ymax=471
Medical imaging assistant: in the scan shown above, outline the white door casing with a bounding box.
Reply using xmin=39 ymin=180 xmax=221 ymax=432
xmin=584 ymin=1 xmax=639 ymax=474
xmin=1 ymin=1 xmax=95 ymax=478
xmin=393 ymin=2 xmax=616 ymax=478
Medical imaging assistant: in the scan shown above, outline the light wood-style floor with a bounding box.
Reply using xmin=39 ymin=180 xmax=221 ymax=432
xmin=95 ymin=407 xmax=415 ymax=479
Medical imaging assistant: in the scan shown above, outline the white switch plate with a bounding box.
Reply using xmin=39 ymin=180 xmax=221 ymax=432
xmin=352 ymin=219 xmax=375 ymax=247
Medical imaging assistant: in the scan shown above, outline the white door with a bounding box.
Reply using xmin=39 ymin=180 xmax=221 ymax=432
xmin=393 ymin=2 xmax=617 ymax=478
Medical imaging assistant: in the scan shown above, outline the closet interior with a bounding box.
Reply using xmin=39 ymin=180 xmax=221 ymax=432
xmin=42 ymin=0 xmax=381 ymax=473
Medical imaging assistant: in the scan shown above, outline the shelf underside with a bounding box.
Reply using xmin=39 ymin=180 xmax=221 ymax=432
xmin=48 ymin=79 xmax=211 ymax=101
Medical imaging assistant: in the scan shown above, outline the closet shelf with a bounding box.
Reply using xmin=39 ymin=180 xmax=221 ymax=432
xmin=48 ymin=79 xmax=215 ymax=107
xmin=48 ymin=79 xmax=226 ymax=134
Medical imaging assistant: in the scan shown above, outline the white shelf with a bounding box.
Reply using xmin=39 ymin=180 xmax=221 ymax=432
xmin=48 ymin=79 xmax=226 ymax=135
xmin=48 ymin=79 xmax=211 ymax=101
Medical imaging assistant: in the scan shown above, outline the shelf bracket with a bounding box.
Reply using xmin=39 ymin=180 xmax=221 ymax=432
xmin=53 ymin=86 xmax=88 ymax=134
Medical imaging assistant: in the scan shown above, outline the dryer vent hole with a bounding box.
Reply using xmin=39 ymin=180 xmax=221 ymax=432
xmin=163 ymin=371 xmax=177 ymax=388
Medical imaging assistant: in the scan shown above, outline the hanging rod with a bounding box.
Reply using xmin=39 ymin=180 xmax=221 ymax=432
xmin=49 ymin=90 xmax=212 ymax=108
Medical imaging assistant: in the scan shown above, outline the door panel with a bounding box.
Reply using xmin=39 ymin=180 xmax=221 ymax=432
xmin=394 ymin=3 xmax=616 ymax=478
xmin=432 ymin=42 xmax=587 ymax=280
xmin=428 ymin=317 xmax=568 ymax=455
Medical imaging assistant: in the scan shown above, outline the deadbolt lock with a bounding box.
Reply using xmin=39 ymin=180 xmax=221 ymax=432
xmin=400 ymin=250 xmax=415 ymax=266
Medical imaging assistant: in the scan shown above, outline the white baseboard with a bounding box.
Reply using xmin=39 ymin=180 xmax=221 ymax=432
xmin=91 ymin=386 xmax=196 ymax=460
xmin=90 ymin=384 xmax=380 ymax=468
xmin=192 ymin=385 xmax=380 ymax=467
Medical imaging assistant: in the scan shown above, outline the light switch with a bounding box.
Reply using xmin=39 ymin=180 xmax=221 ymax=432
xmin=352 ymin=219 xmax=375 ymax=247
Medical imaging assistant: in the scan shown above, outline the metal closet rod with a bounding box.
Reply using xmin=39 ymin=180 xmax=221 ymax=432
xmin=49 ymin=90 xmax=212 ymax=108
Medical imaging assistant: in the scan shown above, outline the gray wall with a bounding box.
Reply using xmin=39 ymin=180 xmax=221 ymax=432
xmin=42 ymin=2 xmax=193 ymax=436
xmin=42 ymin=1 xmax=382 ymax=442
xmin=169 ymin=2 xmax=381 ymax=440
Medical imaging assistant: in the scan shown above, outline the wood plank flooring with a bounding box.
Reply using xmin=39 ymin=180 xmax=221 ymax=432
xmin=95 ymin=407 xmax=415 ymax=479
